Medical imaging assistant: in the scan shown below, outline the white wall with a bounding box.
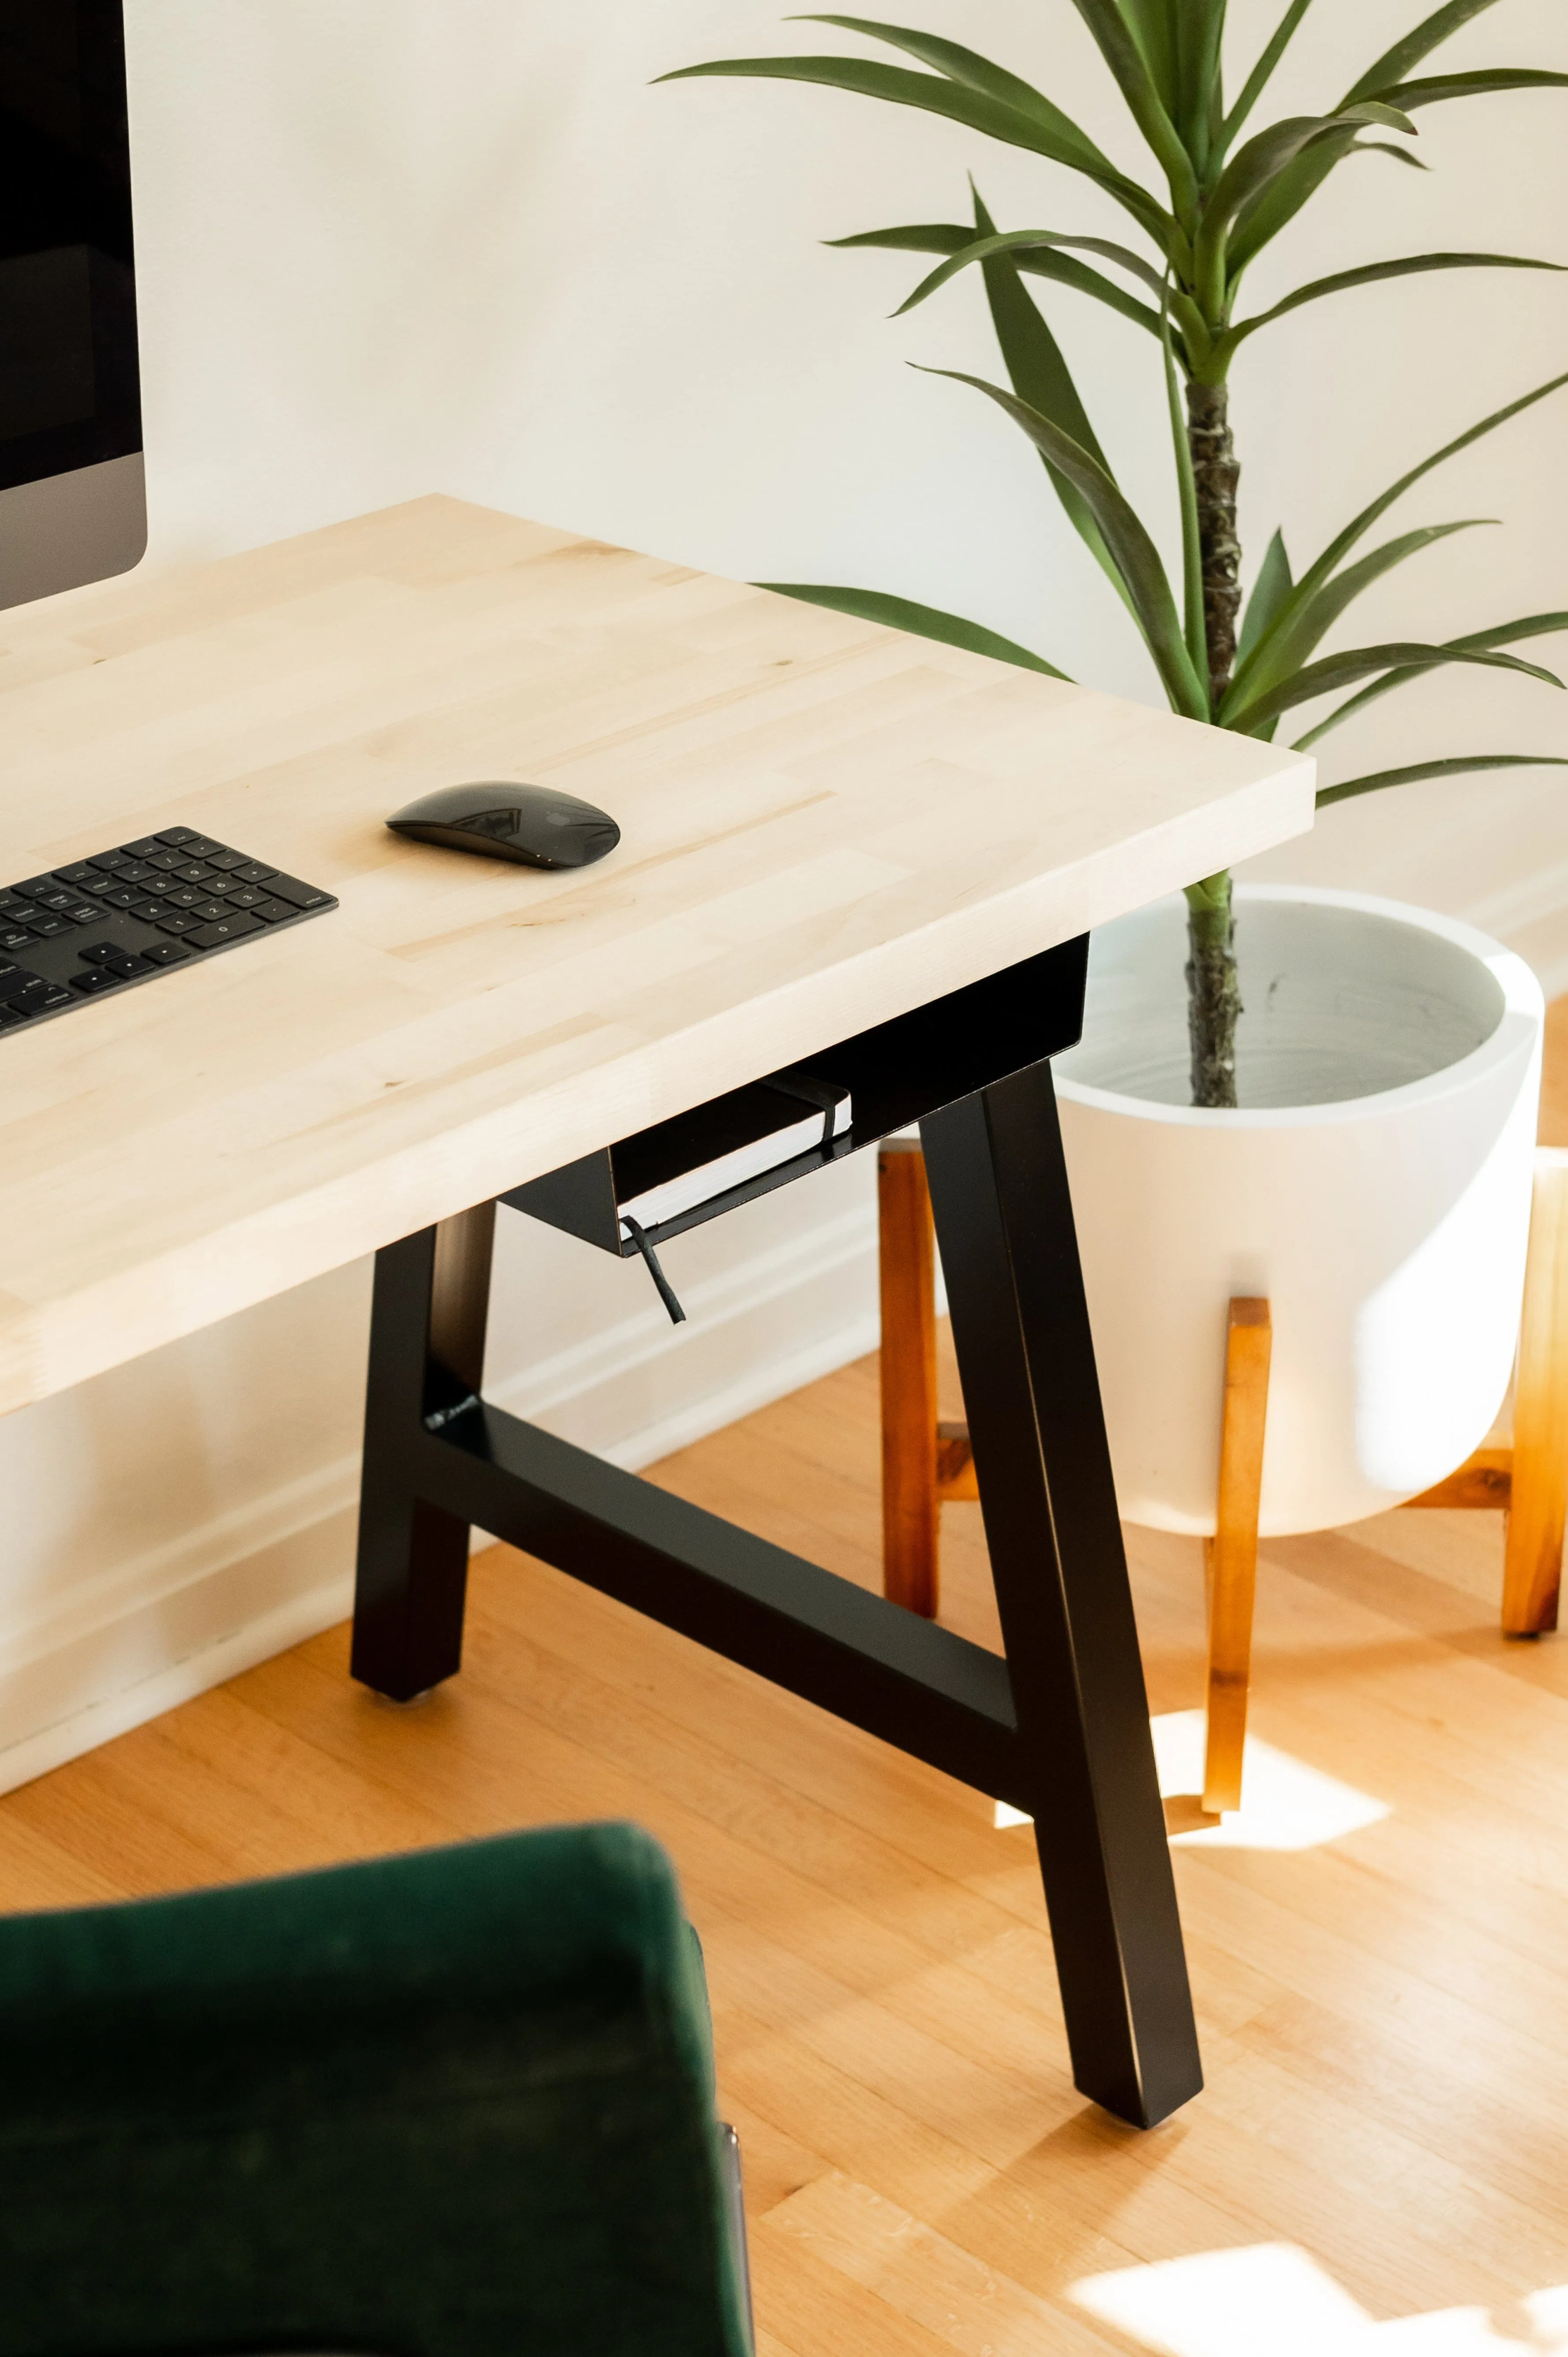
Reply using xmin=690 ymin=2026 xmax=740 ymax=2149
xmin=1 ymin=0 xmax=1564 ymax=1788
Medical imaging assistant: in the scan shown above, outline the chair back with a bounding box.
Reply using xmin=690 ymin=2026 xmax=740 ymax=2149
xmin=0 ymin=1820 xmax=752 ymax=2357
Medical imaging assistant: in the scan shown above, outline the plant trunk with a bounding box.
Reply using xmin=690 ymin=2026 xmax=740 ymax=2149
xmin=1185 ymin=869 xmax=1242 ymax=1109
xmin=1185 ymin=379 xmax=1244 ymax=1109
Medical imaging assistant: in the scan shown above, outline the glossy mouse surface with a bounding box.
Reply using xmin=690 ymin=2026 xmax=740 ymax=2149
xmin=386 ymin=781 xmax=621 ymax=869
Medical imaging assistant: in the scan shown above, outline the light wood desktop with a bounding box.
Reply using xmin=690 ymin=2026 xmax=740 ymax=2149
xmin=0 ymin=494 xmax=1314 ymax=2127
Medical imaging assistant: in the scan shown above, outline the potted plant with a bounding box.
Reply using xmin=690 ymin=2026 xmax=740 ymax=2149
xmin=662 ymin=2 xmax=1568 ymax=1532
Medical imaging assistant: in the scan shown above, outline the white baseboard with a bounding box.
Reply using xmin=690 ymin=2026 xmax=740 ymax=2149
xmin=0 ymin=1196 xmax=880 ymax=1799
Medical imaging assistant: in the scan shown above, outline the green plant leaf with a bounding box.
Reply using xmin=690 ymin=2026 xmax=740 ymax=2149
xmin=754 ymin=582 xmax=1073 ymax=675
xmin=790 ymin=14 xmax=1110 ymax=165
xmin=1192 ymin=108 xmax=1415 ymax=308
xmin=895 ymin=224 xmax=1168 ymax=300
xmin=1173 ymin=0 xmax=1227 ymax=180
xmin=1224 ymin=129 xmax=1356 ymax=272
xmin=1064 ymin=0 xmax=1199 ymax=221
xmin=967 ymin=188 xmax=1137 ymax=615
xmin=831 ymin=219 xmax=1175 ymax=312
xmin=1317 ymin=754 xmax=1568 ymax=807
xmin=1225 ymin=519 xmax=1497 ymax=712
xmin=1340 ymin=0 xmax=1508 ymax=107
xmin=1223 ymin=250 xmax=1567 ymax=353
xmin=1120 ymin=0 xmax=1178 ymax=114
xmin=1227 ymin=116 xmax=1428 ymax=277
xmin=1227 ymin=640 xmax=1564 ymax=737
xmin=918 ymin=362 xmax=1209 ymax=717
xmin=1221 ymin=0 xmax=1316 ymax=153
xmin=1264 ymin=370 xmax=1568 ymax=667
xmin=1350 ymin=138 xmax=1431 ymax=168
xmin=1292 ymin=612 xmax=1568 ymax=746
xmin=892 ymin=229 xmax=1163 ymax=334
xmin=657 ymin=52 xmax=1173 ymax=241
xmin=828 ymin=221 xmax=971 ymax=258
xmin=1237 ymin=530 xmax=1293 ymax=668
xmin=1370 ymin=69 xmax=1568 ymax=110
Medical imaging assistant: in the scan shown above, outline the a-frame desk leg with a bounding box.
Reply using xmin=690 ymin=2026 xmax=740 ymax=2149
xmin=349 ymin=1065 xmax=1202 ymax=2129
xmin=922 ymin=1065 xmax=1203 ymax=2127
xmin=352 ymin=1201 xmax=496 ymax=1700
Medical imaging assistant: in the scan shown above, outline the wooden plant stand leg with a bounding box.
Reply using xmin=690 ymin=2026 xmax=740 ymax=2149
xmin=1504 ymin=1150 xmax=1568 ymax=1635
xmin=878 ymin=1139 xmax=939 ymax=1618
xmin=1401 ymin=1149 xmax=1568 ymax=1635
xmin=1203 ymin=1299 xmax=1272 ymax=1814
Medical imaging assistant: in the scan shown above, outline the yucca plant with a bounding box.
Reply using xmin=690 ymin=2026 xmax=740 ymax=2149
xmin=662 ymin=2 xmax=1568 ymax=1105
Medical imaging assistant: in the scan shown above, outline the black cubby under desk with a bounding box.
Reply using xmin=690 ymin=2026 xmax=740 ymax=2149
xmin=505 ymin=933 xmax=1093 ymax=1253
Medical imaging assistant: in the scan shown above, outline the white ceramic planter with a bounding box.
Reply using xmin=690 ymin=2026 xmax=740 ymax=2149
xmin=1053 ymin=885 xmax=1544 ymax=1536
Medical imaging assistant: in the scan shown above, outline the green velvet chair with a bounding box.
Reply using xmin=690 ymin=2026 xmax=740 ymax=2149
xmin=0 ymin=1818 xmax=753 ymax=2357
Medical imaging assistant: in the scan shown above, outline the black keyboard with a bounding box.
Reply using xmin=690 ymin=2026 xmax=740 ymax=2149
xmin=0 ymin=827 xmax=337 ymax=1037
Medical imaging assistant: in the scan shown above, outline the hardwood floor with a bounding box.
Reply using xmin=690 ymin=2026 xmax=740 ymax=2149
xmin=5 ymin=1169 xmax=1568 ymax=2346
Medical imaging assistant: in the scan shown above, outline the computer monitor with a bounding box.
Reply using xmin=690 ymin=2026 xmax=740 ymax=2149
xmin=0 ymin=0 xmax=143 ymax=611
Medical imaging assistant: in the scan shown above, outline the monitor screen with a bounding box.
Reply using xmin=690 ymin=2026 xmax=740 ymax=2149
xmin=0 ymin=0 xmax=143 ymax=608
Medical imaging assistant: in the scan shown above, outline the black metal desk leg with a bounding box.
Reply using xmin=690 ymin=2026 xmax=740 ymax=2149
xmin=351 ymin=1203 xmax=496 ymax=1701
xmin=921 ymin=1068 xmax=1202 ymax=2128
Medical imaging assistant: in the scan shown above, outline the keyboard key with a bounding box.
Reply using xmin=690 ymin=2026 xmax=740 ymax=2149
xmin=168 ymin=861 xmax=216 ymax=885
xmin=231 ymin=861 xmax=276 ymax=884
xmin=128 ymin=897 xmax=171 ymax=922
xmin=102 ymin=953 xmax=148 ymax=978
xmin=0 ymin=1005 xmax=27 ymax=1030
xmin=119 ymin=837 xmax=164 ymax=859
xmin=224 ymin=886 xmax=267 ymax=910
xmin=79 ymin=941 xmax=118 ymax=963
xmin=60 ymin=902 xmax=100 ymax=924
xmin=0 ymin=895 xmax=30 ymax=918
xmin=146 ymin=848 xmax=188 ymax=873
xmin=179 ymin=836 xmax=223 ymax=858
xmin=90 ymin=850 xmax=135 ymax=873
xmin=251 ymin=898 xmax=296 ymax=923
xmin=54 ymin=862 xmax=101 ymax=886
xmin=76 ymin=873 xmax=119 ymax=895
xmin=190 ymin=899 xmax=231 ymax=922
xmin=118 ymin=861 xmax=158 ymax=884
xmin=156 ymin=911 xmax=202 ymax=935
xmin=26 ymin=915 xmax=73 ymax=939
xmin=0 ymin=927 xmax=34 ymax=953
xmin=71 ymin=970 xmax=117 ymax=995
xmin=160 ymin=886 xmax=208 ymax=910
xmin=260 ymin=873 xmax=330 ymax=909
xmin=15 ymin=874 xmax=66 ymax=896
xmin=102 ymin=887 xmax=145 ymax=910
xmin=189 ymin=911 xmax=263 ymax=948
xmin=18 ymin=883 xmax=74 ymax=909
xmin=141 ymin=940 xmax=192 ymax=966
xmin=155 ymin=826 xmax=198 ymax=847
xmin=7 ymin=981 xmax=71 ymax=1013
xmin=205 ymin=849 xmax=246 ymax=872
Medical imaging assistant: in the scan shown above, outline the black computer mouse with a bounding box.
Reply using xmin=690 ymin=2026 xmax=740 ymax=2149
xmin=386 ymin=781 xmax=620 ymax=869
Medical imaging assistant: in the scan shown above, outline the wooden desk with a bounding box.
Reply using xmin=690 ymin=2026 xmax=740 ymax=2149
xmin=0 ymin=495 xmax=1313 ymax=2128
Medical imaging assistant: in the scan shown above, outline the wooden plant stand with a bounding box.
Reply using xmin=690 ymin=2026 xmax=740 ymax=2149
xmin=878 ymin=1142 xmax=1568 ymax=1811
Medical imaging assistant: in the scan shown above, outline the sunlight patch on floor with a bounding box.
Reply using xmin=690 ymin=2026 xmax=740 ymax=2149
xmin=1071 ymin=2243 xmax=1568 ymax=2354
xmin=993 ymin=1710 xmax=1389 ymax=1850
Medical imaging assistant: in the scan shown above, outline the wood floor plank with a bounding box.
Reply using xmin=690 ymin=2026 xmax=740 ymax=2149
xmin=7 ymin=1075 xmax=1568 ymax=2346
